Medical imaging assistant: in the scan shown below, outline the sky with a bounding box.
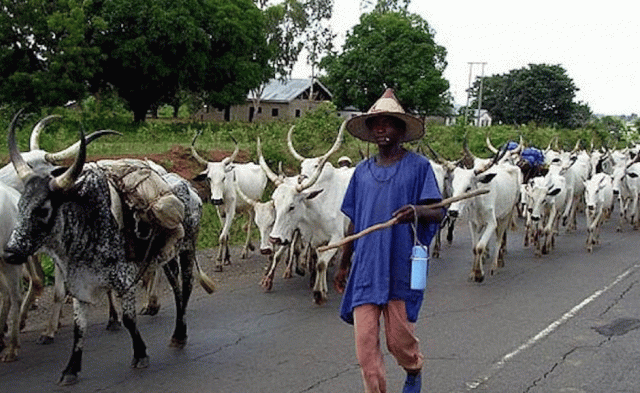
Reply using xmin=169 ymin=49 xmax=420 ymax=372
xmin=292 ymin=1 xmax=639 ymax=116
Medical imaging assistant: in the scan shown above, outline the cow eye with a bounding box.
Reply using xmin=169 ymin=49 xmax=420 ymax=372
xmin=34 ymin=201 xmax=52 ymax=222
xmin=288 ymin=204 xmax=295 ymax=212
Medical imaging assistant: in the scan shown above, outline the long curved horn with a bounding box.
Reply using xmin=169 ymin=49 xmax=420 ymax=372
xmin=233 ymin=175 xmax=257 ymax=207
xmin=296 ymin=121 xmax=346 ymax=192
xmin=485 ymin=132 xmax=499 ymax=154
xmin=30 ymin=115 xmax=62 ymax=151
xmin=44 ymin=130 xmax=121 ymax=163
xmin=8 ymin=109 xmax=35 ymax=181
xmin=49 ymin=128 xmax=86 ymax=191
xmin=257 ymin=137 xmax=283 ymax=186
xmin=287 ymin=125 xmax=306 ymax=161
xmin=570 ymin=139 xmax=581 ymax=154
xmin=474 ymin=142 xmax=508 ymax=175
xmin=320 ymin=120 xmax=346 ymax=160
xmin=424 ymin=142 xmax=444 ymax=164
xmin=190 ymin=130 xmax=209 ymax=166
xmin=222 ymin=136 xmax=239 ymax=165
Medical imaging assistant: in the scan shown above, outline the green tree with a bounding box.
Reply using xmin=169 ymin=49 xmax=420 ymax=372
xmin=320 ymin=4 xmax=449 ymax=116
xmin=471 ymin=64 xmax=581 ymax=128
xmin=91 ymin=0 xmax=270 ymax=122
xmin=0 ymin=0 xmax=100 ymax=109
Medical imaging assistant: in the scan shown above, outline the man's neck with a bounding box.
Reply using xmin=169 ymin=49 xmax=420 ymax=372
xmin=376 ymin=145 xmax=406 ymax=166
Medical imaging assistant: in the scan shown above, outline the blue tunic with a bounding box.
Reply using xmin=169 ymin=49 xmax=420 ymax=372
xmin=339 ymin=152 xmax=442 ymax=325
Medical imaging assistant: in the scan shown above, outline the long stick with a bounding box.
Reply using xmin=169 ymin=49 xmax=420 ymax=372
xmin=317 ymin=188 xmax=489 ymax=252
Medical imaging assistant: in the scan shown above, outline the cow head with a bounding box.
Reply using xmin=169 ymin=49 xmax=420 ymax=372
xmin=234 ymin=179 xmax=277 ymax=254
xmin=191 ymin=131 xmax=239 ymax=205
xmin=4 ymin=111 xmax=87 ymax=264
xmin=268 ymin=182 xmax=323 ymax=246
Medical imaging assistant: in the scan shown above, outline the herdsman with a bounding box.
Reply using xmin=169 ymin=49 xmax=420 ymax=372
xmin=334 ymin=89 xmax=444 ymax=393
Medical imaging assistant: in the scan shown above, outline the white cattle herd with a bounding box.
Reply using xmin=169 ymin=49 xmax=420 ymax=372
xmin=2 ymin=113 xmax=640 ymax=385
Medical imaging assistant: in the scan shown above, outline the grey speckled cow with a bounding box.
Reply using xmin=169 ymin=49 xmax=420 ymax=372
xmin=3 ymin=113 xmax=211 ymax=386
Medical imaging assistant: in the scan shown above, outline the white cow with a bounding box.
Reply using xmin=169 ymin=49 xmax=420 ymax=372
xmin=269 ymin=122 xmax=353 ymax=304
xmin=584 ymin=173 xmax=614 ymax=252
xmin=612 ymin=163 xmax=633 ymax=231
xmin=0 ymin=182 xmax=42 ymax=362
xmin=619 ymin=159 xmax=640 ymax=229
xmin=527 ymin=173 xmax=570 ymax=256
xmin=448 ymin=159 xmax=521 ymax=282
xmin=192 ymin=132 xmax=267 ymax=270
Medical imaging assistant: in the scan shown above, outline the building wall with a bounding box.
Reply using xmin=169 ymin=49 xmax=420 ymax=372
xmin=194 ymin=99 xmax=327 ymax=122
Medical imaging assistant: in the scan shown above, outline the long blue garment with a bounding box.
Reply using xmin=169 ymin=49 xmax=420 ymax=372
xmin=339 ymin=151 xmax=442 ymax=325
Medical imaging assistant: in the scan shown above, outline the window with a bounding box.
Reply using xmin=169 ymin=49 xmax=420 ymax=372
xmin=272 ymin=108 xmax=279 ymax=117
xmin=295 ymin=109 xmax=301 ymax=118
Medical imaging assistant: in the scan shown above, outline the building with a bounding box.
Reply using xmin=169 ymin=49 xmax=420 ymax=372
xmin=194 ymin=78 xmax=333 ymax=122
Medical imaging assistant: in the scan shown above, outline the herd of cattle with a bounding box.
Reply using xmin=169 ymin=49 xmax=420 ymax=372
xmin=1 ymin=113 xmax=639 ymax=385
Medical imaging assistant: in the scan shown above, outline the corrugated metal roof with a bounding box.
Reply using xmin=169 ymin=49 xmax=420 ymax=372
xmin=248 ymin=79 xmax=332 ymax=102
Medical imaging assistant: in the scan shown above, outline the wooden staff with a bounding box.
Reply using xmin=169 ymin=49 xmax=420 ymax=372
xmin=317 ymin=188 xmax=489 ymax=252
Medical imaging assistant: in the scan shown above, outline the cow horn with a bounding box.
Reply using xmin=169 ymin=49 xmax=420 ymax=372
xmin=233 ymin=175 xmax=257 ymax=207
xmin=8 ymin=109 xmax=35 ymax=181
xmin=485 ymin=132 xmax=499 ymax=154
xmin=29 ymin=115 xmax=62 ymax=151
xmin=190 ymin=130 xmax=209 ymax=166
xmin=474 ymin=142 xmax=508 ymax=175
xmin=222 ymin=136 xmax=239 ymax=165
xmin=257 ymin=137 xmax=283 ymax=186
xmin=287 ymin=125 xmax=306 ymax=161
xmin=424 ymin=142 xmax=445 ymax=164
xmin=570 ymin=139 xmax=581 ymax=154
xmin=49 ymin=127 xmax=86 ymax=191
xmin=296 ymin=121 xmax=346 ymax=192
xmin=44 ymin=130 xmax=121 ymax=163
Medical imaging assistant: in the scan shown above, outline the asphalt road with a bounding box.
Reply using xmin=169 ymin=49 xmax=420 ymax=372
xmin=3 ymin=208 xmax=640 ymax=393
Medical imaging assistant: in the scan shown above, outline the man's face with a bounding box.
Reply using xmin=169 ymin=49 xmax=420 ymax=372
xmin=369 ymin=116 xmax=405 ymax=146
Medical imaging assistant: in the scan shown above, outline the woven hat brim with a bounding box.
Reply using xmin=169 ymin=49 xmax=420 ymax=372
xmin=345 ymin=112 xmax=424 ymax=143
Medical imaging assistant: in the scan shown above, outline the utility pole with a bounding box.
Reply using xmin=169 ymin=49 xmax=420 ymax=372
xmin=463 ymin=62 xmax=487 ymax=126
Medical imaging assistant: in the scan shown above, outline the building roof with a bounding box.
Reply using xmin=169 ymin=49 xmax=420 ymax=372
xmin=249 ymin=79 xmax=332 ymax=103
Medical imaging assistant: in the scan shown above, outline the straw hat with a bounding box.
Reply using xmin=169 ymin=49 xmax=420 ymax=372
xmin=345 ymin=88 xmax=424 ymax=143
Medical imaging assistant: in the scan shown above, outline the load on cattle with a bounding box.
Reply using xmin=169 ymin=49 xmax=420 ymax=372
xmin=3 ymin=112 xmax=213 ymax=386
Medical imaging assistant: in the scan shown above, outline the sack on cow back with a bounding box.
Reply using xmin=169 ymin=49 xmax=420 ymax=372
xmin=99 ymin=159 xmax=185 ymax=230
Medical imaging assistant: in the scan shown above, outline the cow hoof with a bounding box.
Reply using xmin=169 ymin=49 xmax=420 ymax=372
xmin=37 ymin=335 xmax=54 ymax=345
xmin=295 ymin=267 xmax=305 ymax=276
xmin=313 ymin=292 xmax=327 ymax=305
xmin=131 ymin=356 xmax=150 ymax=369
xmin=106 ymin=320 xmax=121 ymax=331
xmin=214 ymin=265 xmax=224 ymax=272
xmin=260 ymin=276 xmax=274 ymax=291
xmin=474 ymin=274 xmax=484 ymax=283
xmin=0 ymin=349 xmax=18 ymax=362
xmin=140 ymin=305 xmax=160 ymax=316
xmin=58 ymin=373 xmax=78 ymax=386
xmin=169 ymin=337 xmax=187 ymax=349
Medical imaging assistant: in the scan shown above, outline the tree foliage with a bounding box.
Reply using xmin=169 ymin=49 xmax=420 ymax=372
xmin=0 ymin=0 xmax=271 ymax=122
xmin=471 ymin=63 xmax=586 ymax=128
xmin=320 ymin=6 xmax=449 ymax=116
xmin=0 ymin=0 xmax=100 ymax=109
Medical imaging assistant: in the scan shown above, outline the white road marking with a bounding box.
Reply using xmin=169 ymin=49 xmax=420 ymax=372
xmin=465 ymin=263 xmax=640 ymax=390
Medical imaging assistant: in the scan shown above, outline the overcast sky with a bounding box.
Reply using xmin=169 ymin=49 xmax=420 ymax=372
xmin=292 ymin=1 xmax=639 ymax=116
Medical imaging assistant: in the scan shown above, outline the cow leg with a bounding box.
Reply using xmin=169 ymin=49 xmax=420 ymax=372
xmin=106 ymin=290 xmax=121 ymax=331
xmin=432 ymin=227 xmax=441 ymax=258
xmin=312 ymin=250 xmax=335 ymax=305
xmin=261 ymin=246 xmax=286 ymax=291
xmin=162 ymin=259 xmax=187 ymax=348
xmin=39 ymin=264 xmax=66 ymax=345
xmin=58 ymin=298 xmax=89 ymax=386
xmin=240 ymin=210 xmax=255 ymax=259
xmin=140 ymin=269 xmax=161 ymax=316
xmin=121 ymin=291 xmax=149 ymax=369
xmin=19 ymin=255 xmax=44 ymax=331
xmin=284 ymin=231 xmax=302 ymax=279
xmin=0 ymin=263 xmax=23 ymax=362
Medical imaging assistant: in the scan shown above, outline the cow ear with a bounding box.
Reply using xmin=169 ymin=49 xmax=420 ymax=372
xmin=305 ymin=189 xmax=324 ymax=200
xmin=478 ymin=173 xmax=497 ymax=184
xmin=548 ymin=187 xmax=562 ymax=196
xmin=193 ymin=171 xmax=208 ymax=182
